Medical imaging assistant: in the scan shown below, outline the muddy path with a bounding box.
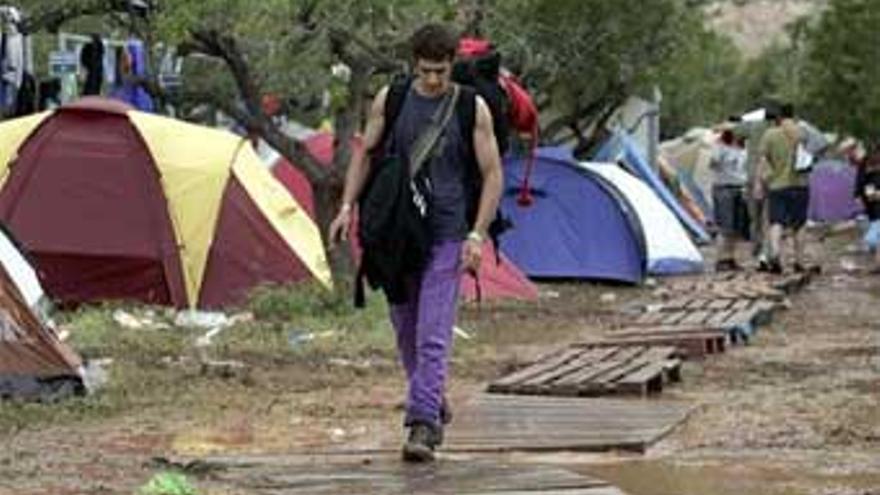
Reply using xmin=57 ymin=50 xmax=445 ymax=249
xmin=579 ymin=263 xmax=880 ymax=495
xmin=0 ymin=237 xmax=877 ymax=494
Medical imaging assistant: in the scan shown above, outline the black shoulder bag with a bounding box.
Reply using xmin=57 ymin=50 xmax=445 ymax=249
xmin=356 ymin=85 xmax=461 ymax=307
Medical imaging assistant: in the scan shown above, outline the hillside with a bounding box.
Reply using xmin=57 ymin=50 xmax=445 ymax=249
xmin=705 ymin=0 xmax=825 ymax=58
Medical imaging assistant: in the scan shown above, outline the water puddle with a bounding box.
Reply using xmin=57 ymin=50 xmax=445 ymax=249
xmin=574 ymin=458 xmax=880 ymax=495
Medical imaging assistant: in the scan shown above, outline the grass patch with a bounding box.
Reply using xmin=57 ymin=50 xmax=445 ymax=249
xmin=215 ymin=283 xmax=396 ymax=363
xmin=0 ymin=285 xmax=399 ymax=433
xmin=62 ymin=304 xmax=196 ymax=362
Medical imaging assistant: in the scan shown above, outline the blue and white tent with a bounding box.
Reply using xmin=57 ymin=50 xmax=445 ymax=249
xmin=501 ymin=147 xmax=703 ymax=284
xmin=580 ymin=163 xmax=704 ymax=275
xmin=595 ymin=131 xmax=711 ymax=244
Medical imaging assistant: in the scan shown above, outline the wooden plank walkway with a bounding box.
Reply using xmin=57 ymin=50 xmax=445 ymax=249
xmin=195 ymin=456 xmax=628 ymax=494
xmin=487 ymin=345 xmax=681 ymax=397
xmin=633 ymin=298 xmax=779 ymax=343
xmin=656 ymin=271 xmax=812 ymax=300
xmin=445 ymin=394 xmax=692 ymax=454
xmin=600 ymin=325 xmax=727 ymax=358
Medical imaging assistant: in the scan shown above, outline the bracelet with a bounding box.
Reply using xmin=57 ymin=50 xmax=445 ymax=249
xmin=340 ymin=203 xmax=352 ymax=214
xmin=466 ymin=231 xmax=484 ymax=243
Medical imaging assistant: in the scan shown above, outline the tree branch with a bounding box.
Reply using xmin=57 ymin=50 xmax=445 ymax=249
xmin=20 ymin=0 xmax=115 ymax=35
xmin=184 ymin=29 xmax=327 ymax=183
xmin=327 ymin=25 xmax=402 ymax=74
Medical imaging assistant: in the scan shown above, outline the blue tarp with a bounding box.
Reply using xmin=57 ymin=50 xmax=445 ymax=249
xmin=595 ymin=132 xmax=711 ymax=244
xmin=501 ymin=147 xmax=646 ymax=283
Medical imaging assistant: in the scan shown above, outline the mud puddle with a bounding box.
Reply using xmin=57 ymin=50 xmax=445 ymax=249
xmin=576 ymin=457 xmax=880 ymax=495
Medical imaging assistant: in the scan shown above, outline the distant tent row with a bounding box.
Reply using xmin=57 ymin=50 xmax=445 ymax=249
xmin=0 ymin=99 xmax=711 ymax=312
xmin=0 ymin=98 xmax=331 ymax=309
xmin=500 ymin=147 xmax=703 ymax=284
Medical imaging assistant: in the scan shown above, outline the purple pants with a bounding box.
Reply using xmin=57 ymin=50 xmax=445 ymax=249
xmin=390 ymin=241 xmax=462 ymax=428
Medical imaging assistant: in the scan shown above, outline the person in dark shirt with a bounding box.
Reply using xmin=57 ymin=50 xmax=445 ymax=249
xmin=328 ymin=23 xmax=503 ymax=462
xmin=856 ymin=150 xmax=880 ymax=271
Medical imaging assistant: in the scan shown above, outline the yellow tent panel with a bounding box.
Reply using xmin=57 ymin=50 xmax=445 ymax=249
xmin=231 ymin=144 xmax=333 ymax=289
xmin=128 ymin=112 xmax=236 ymax=307
xmin=0 ymin=112 xmax=51 ymax=188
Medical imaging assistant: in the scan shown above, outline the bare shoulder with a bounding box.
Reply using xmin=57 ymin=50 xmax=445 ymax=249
xmin=473 ymin=95 xmax=493 ymax=127
xmin=371 ymin=86 xmax=390 ymax=113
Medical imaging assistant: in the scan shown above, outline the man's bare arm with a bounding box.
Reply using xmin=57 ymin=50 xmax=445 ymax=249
xmin=339 ymin=86 xmax=388 ymax=208
xmin=471 ymin=96 xmax=503 ymax=237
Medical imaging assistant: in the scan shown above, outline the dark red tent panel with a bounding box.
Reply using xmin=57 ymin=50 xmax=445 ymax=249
xmin=198 ymin=178 xmax=313 ymax=308
xmin=0 ymin=107 xmax=187 ymax=307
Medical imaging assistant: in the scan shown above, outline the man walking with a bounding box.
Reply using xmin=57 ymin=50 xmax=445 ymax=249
xmin=328 ymin=23 xmax=503 ymax=462
xmin=734 ymin=102 xmax=779 ymax=268
xmin=755 ymin=103 xmax=810 ymax=273
xmin=710 ymin=129 xmax=749 ymax=271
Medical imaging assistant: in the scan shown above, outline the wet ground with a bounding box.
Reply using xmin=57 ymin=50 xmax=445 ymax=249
xmin=577 ymin=241 xmax=880 ymax=495
xmin=0 ymin=234 xmax=877 ymax=494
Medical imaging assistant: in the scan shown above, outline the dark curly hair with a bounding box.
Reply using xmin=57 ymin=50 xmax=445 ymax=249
xmin=410 ymin=23 xmax=457 ymax=62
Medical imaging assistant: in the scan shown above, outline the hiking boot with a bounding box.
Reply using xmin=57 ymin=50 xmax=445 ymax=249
xmin=768 ymin=259 xmax=784 ymax=275
xmin=757 ymin=259 xmax=770 ymax=273
xmin=402 ymin=422 xmax=441 ymax=463
xmin=793 ymin=263 xmax=805 ymax=274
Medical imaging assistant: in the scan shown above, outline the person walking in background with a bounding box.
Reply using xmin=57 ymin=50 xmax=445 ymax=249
xmin=856 ymin=147 xmax=880 ymax=272
xmin=734 ymin=101 xmax=779 ymax=269
xmin=755 ymin=103 xmax=810 ymax=274
xmin=328 ymin=23 xmax=503 ymax=462
xmin=710 ymin=129 xmax=749 ymax=271
xmin=79 ymin=33 xmax=104 ymax=96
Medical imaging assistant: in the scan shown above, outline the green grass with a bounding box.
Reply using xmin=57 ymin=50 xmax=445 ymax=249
xmin=0 ymin=285 xmax=398 ymax=433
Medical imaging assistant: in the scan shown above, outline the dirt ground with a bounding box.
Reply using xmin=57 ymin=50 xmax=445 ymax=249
xmin=0 ymin=230 xmax=877 ymax=495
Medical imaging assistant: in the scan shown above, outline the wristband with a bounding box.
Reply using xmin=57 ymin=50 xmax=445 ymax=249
xmin=466 ymin=231 xmax=484 ymax=243
xmin=340 ymin=203 xmax=352 ymax=214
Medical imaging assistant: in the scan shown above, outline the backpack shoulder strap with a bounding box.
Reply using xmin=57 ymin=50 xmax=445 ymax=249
xmin=375 ymin=75 xmax=411 ymax=151
xmin=457 ymin=85 xmax=478 ymax=151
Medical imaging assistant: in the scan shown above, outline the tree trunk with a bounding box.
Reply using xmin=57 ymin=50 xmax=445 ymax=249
xmin=312 ymin=176 xmax=355 ymax=295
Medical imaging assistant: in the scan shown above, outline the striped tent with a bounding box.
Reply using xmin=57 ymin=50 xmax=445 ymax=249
xmin=0 ymin=98 xmax=331 ymax=309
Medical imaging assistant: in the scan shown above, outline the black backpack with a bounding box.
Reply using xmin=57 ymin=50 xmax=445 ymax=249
xmin=451 ymin=49 xmax=510 ymax=156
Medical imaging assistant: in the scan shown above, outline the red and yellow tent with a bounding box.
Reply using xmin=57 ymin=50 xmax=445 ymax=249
xmin=0 ymin=98 xmax=331 ymax=309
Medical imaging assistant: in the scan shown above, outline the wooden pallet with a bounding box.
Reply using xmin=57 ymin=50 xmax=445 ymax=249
xmin=658 ymin=272 xmax=812 ymax=299
xmin=723 ymin=271 xmax=813 ymax=293
xmin=656 ymin=296 xmax=781 ymax=313
xmin=445 ymin=394 xmax=693 ymax=454
xmin=487 ymin=345 xmax=681 ymax=397
xmin=660 ymin=281 xmax=784 ymax=301
xmin=633 ymin=298 xmax=778 ymax=342
xmin=599 ymin=326 xmax=727 ymax=358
